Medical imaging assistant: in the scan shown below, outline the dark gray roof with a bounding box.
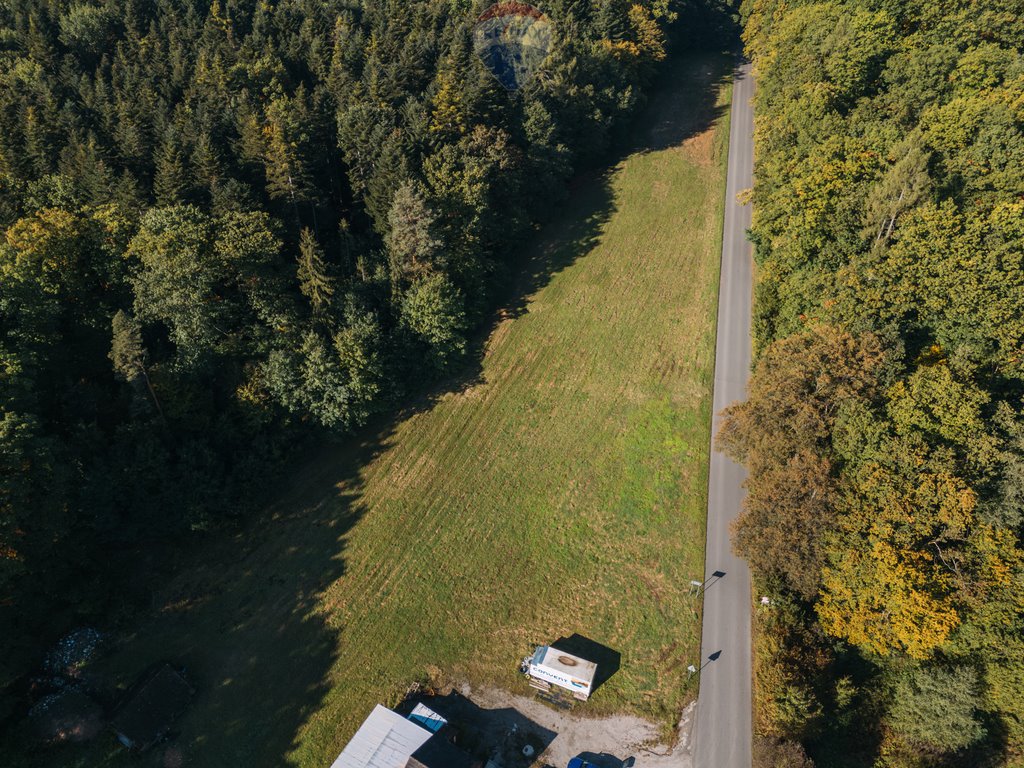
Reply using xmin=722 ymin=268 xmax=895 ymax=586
xmin=406 ymin=735 xmax=478 ymax=768
xmin=111 ymin=664 xmax=193 ymax=750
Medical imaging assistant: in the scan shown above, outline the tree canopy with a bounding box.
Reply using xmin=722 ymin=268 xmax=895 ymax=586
xmin=729 ymin=0 xmax=1024 ymax=763
xmin=0 ymin=0 xmax=705 ymax=719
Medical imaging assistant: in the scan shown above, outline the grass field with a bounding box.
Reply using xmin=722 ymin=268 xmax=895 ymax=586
xmin=29 ymin=52 xmax=733 ymax=768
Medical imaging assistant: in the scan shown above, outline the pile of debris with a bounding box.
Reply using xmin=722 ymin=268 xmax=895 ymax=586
xmin=27 ymin=690 xmax=104 ymax=744
xmin=27 ymin=628 xmax=108 ymax=745
xmin=42 ymin=628 xmax=106 ymax=678
xmin=24 ymin=629 xmax=195 ymax=755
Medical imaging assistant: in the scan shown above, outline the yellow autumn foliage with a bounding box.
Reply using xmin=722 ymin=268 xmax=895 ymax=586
xmin=818 ymin=539 xmax=961 ymax=659
xmin=817 ymin=462 xmax=979 ymax=658
xmin=628 ymin=4 xmax=666 ymax=62
xmin=599 ymin=5 xmax=666 ymax=64
xmin=2 ymin=208 xmax=84 ymax=293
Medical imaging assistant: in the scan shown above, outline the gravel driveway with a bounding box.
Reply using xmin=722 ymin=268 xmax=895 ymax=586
xmin=461 ymin=684 xmax=695 ymax=768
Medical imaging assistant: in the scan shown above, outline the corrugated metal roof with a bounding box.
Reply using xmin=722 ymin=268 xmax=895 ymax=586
xmin=330 ymin=705 xmax=432 ymax=768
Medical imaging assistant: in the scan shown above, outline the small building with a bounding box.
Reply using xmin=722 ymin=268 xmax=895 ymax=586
xmin=524 ymin=646 xmax=598 ymax=700
xmin=331 ymin=704 xmax=481 ymax=768
xmin=111 ymin=664 xmax=194 ymax=752
xmin=331 ymin=705 xmax=431 ymax=768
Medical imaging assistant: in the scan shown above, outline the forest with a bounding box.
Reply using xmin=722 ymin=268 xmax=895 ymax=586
xmin=723 ymin=0 xmax=1024 ymax=766
xmin=0 ymin=0 xmax=734 ymax=721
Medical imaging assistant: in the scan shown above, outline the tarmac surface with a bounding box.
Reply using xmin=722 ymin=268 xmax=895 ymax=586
xmin=692 ymin=61 xmax=755 ymax=768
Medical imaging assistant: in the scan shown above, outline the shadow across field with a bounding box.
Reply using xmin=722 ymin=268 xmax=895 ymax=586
xmin=14 ymin=46 xmax=743 ymax=768
xmin=423 ymin=47 xmax=739 ymax=404
xmin=626 ymin=52 xmax=736 ymax=157
xmin=10 ymin=430 xmax=391 ymax=767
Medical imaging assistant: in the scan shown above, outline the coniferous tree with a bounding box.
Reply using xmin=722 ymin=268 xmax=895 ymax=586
xmin=385 ymin=180 xmax=441 ymax=281
xmin=153 ymin=127 xmax=189 ymax=206
xmin=297 ymin=227 xmax=335 ymax=316
xmin=110 ymin=309 xmax=163 ymax=419
xmin=887 ymin=666 xmax=986 ymax=753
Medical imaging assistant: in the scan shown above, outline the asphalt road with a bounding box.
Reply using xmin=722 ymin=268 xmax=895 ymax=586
xmin=692 ymin=61 xmax=755 ymax=768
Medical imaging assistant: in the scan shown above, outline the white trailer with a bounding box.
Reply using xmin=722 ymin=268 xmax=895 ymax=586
xmin=524 ymin=646 xmax=597 ymax=700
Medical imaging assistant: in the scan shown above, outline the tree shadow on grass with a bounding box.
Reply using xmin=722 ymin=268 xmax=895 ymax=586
xmin=625 ymin=49 xmax=737 ymax=159
xmin=10 ymin=426 xmax=396 ymax=768
xmin=415 ymin=47 xmax=741 ymax=408
xmin=234 ymin=49 xmax=737 ymax=763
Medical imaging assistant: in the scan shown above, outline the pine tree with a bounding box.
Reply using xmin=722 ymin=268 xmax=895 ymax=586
xmin=429 ymin=65 xmax=468 ymax=141
xmin=110 ymin=309 xmax=163 ymax=419
xmin=263 ymin=120 xmax=300 ymax=208
xmin=887 ymin=666 xmax=986 ymax=752
xmin=262 ymin=98 xmax=313 ymax=216
xmin=58 ymin=135 xmax=113 ymax=204
xmin=385 ymin=180 xmax=441 ymax=280
xmin=296 ymin=227 xmax=335 ymax=315
xmin=192 ymin=131 xmax=223 ymax=202
xmin=113 ymin=97 xmax=149 ymax=169
xmin=153 ymin=127 xmax=189 ymax=206
xmin=23 ymin=106 xmax=52 ymax=178
xmin=235 ymin=105 xmax=266 ymax=169
xmin=596 ymin=0 xmax=630 ymax=40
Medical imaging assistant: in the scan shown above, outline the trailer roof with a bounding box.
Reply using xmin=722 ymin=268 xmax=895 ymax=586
xmin=537 ymin=646 xmax=597 ymax=682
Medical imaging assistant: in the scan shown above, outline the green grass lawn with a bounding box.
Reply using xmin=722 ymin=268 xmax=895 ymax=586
xmin=24 ymin=52 xmax=733 ymax=768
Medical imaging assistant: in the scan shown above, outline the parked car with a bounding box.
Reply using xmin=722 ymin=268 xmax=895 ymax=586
xmin=567 ymin=758 xmax=635 ymax=768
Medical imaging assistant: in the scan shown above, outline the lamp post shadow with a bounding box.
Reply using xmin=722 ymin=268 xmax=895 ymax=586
xmin=687 ymin=649 xmax=723 ymax=691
